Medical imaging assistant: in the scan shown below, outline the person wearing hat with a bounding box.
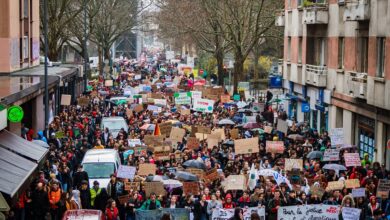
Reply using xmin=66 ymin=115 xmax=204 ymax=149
xmin=223 ymin=194 xmax=236 ymax=209
xmin=79 ymin=180 xmax=91 ymax=209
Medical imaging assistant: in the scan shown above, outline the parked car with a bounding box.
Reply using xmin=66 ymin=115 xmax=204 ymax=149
xmin=100 ymin=116 xmax=128 ymax=138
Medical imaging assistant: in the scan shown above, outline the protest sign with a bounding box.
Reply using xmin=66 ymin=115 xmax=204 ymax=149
xmin=212 ymin=207 xmax=265 ymax=220
xmin=207 ymin=137 xmax=219 ymax=149
xmin=193 ymin=98 xmax=215 ymax=113
xmin=151 ymin=93 xmax=164 ymax=99
xmin=174 ymin=92 xmax=191 ymax=105
xmin=55 ymin=131 xmax=65 ymax=139
xmin=153 ymin=99 xmax=167 ymax=106
xmin=118 ymin=194 xmax=130 ymax=205
xmin=195 ymin=133 xmax=208 ymax=141
xmin=134 ymin=104 xmax=144 ymax=113
xmin=197 ymin=126 xmax=211 ymax=134
xmin=154 ymin=151 xmax=170 ymax=161
xmin=183 ymin=182 xmax=200 ymax=195
xmin=159 ymin=122 xmax=172 ymax=137
xmin=181 ymin=109 xmax=191 ymax=115
xmin=277 ymin=205 xmax=340 ymax=220
xmin=169 ymin=127 xmax=186 ymax=143
xmin=133 ymin=146 xmax=147 ymax=157
xmin=264 ymin=126 xmax=273 ymax=134
xmin=234 ymin=138 xmax=259 ymax=155
xmin=124 ymin=182 xmax=140 ymax=191
xmin=187 ymin=137 xmax=200 ymax=150
xmin=186 ymin=168 xmax=204 ymax=179
xmin=284 ymin=159 xmax=303 ymax=171
xmin=191 ymin=91 xmax=202 ymax=100
xmin=330 ymin=128 xmax=344 ymax=146
xmin=220 ymin=95 xmax=231 ymax=104
xmin=345 ymin=179 xmax=360 ymax=189
xmin=252 ymin=102 xmax=265 ymax=112
xmin=128 ymin=139 xmax=142 ymax=147
xmin=144 ymin=182 xmax=166 ymax=197
xmin=326 ymin=181 xmax=345 ymax=191
xmin=266 ymin=141 xmax=284 ymax=154
xmin=222 ymin=175 xmax=246 ymax=191
xmin=212 ymin=128 xmax=226 ymax=140
xmin=377 ymin=179 xmax=390 ymax=199
xmin=116 ymin=165 xmax=136 ymax=180
xmin=105 ymin=80 xmax=113 ymax=87
xmin=135 ymin=208 xmax=190 ymax=220
xmin=77 ymin=97 xmax=89 ymax=106
xmin=352 ymin=188 xmax=366 ymax=198
xmin=126 ymin=109 xmax=133 ymax=118
xmin=344 ymin=153 xmax=361 ymax=167
xmin=342 ymin=207 xmax=361 ymax=220
xmin=310 ymin=186 xmax=325 ymax=198
xmin=277 ymin=119 xmax=288 ymax=134
xmin=204 ymin=168 xmax=220 ymax=183
xmin=230 ymin=129 xmax=239 ymax=139
xmin=61 ymin=94 xmax=72 ymax=106
xmin=147 ymin=105 xmax=161 ymax=112
xmin=143 ymin=135 xmax=164 ymax=146
xmin=138 ymin=164 xmax=156 ymax=176
xmin=322 ymin=149 xmax=340 ymax=161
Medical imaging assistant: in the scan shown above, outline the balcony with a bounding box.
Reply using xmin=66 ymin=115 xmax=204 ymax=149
xmin=275 ymin=12 xmax=285 ymax=27
xmin=345 ymin=71 xmax=367 ymax=99
xmin=303 ymin=1 xmax=329 ymax=24
xmin=343 ymin=0 xmax=370 ymax=21
xmin=305 ymin=64 xmax=327 ymax=87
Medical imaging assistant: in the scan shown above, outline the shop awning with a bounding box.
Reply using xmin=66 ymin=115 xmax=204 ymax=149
xmin=0 ymin=130 xmax=48 ymax=162
xmin=0 ymin=147 xmax=37 ymax=197
xmin=0 ymin=193 xmax=10 ymax=212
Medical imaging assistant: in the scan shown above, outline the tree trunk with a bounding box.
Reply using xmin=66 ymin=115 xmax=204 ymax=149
xmin=98 ymin=46 xmax=103 ymax=75
xmin=253 ymin=54 xmax=259 ymax=80
xmin=216 ymin=50 xmax=224 ymax=86
xmin=233 ymin=58 xmax=244 ymax=94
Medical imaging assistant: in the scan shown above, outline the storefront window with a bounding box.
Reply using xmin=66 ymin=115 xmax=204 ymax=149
xmin=359 ymin=129 xmax=374 ymax=161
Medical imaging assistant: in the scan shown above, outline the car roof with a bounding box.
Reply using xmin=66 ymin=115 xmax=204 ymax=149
xmin=101 ymin=116 xmax=126 ymax=121
xmin=82 ymin=149 xmax=118 ymax=163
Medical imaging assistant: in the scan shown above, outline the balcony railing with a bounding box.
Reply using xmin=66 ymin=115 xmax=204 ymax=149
xmin=302 ymin=1 xmax=329 ymax=24
xmin=343 ymin=0 xmax=370 ymax=21
xmin=346 ymin=71 xmax=367 ymax=99
xmin=305 ymin=64 xmax=327 ymax=87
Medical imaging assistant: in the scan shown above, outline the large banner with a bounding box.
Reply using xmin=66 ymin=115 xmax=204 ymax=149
xmin=212 ymin=207 xmax=265 ymax=220
xmin=277 ymin=205 xmax=340 ymax=220
xmin=193 ymin=98 xmax=215 ymax=113
xmin=135 ymin=208 xmax=190 ymax=220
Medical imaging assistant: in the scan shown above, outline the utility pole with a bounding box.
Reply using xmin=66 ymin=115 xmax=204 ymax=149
xmin=83 ymin=0 xmax=88 ymax=92
xmin=44 ymin=0 xmax=49 ymax=137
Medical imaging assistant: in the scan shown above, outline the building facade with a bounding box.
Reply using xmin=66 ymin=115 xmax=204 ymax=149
xmin=277 ymin=0 xmax=390 ymax=168
xmin=0 ymin=0 xmax=40 ymax=73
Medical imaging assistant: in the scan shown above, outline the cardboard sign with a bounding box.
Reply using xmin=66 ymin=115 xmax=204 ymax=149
xmin=211 ymin=128 xmax=226 ymax=140
xmin=151 ymin=93 xmax=164 ymax=99
xmin=326 ymin=181 xmax=344 ymax=191
xmin=220 ymin=95 xmax=231 ymax=103
xmin=344 ymin=153 xmax=361 ymax=167
xmin=126 ymin=109 xmax=133 ymax=118
xmin=195 ymin=133 xmax=207 ymax=141
xmin=181 ymin=109 xmax=191 ymax=115
xmin=134 ymin=146 xmax=147 ymax=156
xmin=118 ymin=194 xmax=130 ymax=205
xmin=322 ymin=149 xmax=340 ymax=161
xmin=342 ymin=207 xmax=361 ymax=220
xmin=77 ymin=97 xmax=89 ymax=106
xmin=159 ymin=122 xmax=172 ymax=137
xmin=204 ymin=168 xmax=220 ymax=183
xmin=124 ymin=182 xmax=140 ymax=191
xmin=153 ymin=99 xmax=167 ymax=106
xmin=183 ymin=182 xmax=200 ymax=195
xmin=154 ymin=151 xmax=171 ymax=161
xmin=223 ymin=175 xmax=246 ymax=191
xmin=187 ymin=137 xmax=200 ymax=150
xmin=191 ymin=91 xmax=202 ymax=100
xmin=278 ymin=205 xmax=340 ymax=220
xmin=230 ymin=129 xmax=239 ymax=139
xmin=277 ymin=119 xmax=288 ymax=134
xmin=197 ymin=126 xmax=211 ymax=134
xmin=186 ymin=168 xmax=204 ymax=179
xmin=207 ymin=138 xmax=219 ymax=149
xmin=61 ymin=94 xmax=72 ymax=106
xmin=144 ymin=135 xmax=164 ymax=146
xmin=345 ymin=179 xmax=360 ymax=189
xmin=234 ymin=138 xmax=259 ymax=155
xmin=376 ymin=179 xmax=390 ymax=199
xmin=330 ymin=128 xmax=344 ymax=146
xmin=352 ymin=188 xmax=366 ymax=198
xmin=264 ymin=126 xmax=273 ymax=134
xmin=284 ymin=159 xmax=303 ymax=171
xmin=105 ymin=80 xmax=113 ymax=87
xmin=128 ymin=139 xmax=142 ymax=147
xmin=134 ymin=104 xmax=144 ymax=113
xmin=169 ymin=127 xmax=186 ymax=143
xmin=138 ymin=163 xmax=156 ymax=176
xmin=310 ymin=186 xmax=325 ymax=198
xmin=266 ymin=141 xmax=284 ymax=154
xmin=144 ymin=182 xmax=166 ymax=197
xmin=174 ymin=93 xmax=191 ymax=105
xmin=116 ymin=165 xmax=136 ymax=180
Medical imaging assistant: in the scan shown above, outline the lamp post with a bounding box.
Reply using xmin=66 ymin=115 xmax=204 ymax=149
xmin=44 ymin=0 xmax=49 ymax=137
xmin=83 ymin=0 xmax=88 ymax=92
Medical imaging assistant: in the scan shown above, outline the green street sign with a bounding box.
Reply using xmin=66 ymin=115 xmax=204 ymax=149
xmin=7 ymin=106 xmax=24 ymax=123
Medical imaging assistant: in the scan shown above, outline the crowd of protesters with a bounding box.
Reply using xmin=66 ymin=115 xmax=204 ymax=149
xmin=7 ymin=60 xmax=390 ymax=220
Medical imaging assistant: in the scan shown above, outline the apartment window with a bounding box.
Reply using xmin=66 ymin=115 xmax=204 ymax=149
xmin=23 ymin=36 xmax=29 ymax=59
xmin=298 ymin=37 xmax=302 ymax=63
xmin=298 ymin=0 xmax=303 ymax=7
xmin=338 ymin=37 xmax=344 ymax=69
xmin=357 ymin=37 xmax=369 ymax=73
xmin=23 ymin=0 xmax=29 ymax=18
xmin=288 ymin=37 xmax=291 ymax=61
xmin=376 ymin=37 xmax=386 ymax=77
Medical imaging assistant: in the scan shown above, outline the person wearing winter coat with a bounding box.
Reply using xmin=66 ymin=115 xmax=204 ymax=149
xmin=79 ymin=180 xmax=91 ymax=209
xmin=69 ymin=190 xmax=82 ymax=209
xmin=194 ymin=194 xmax=209 ymax=220
xmin=207 ymin=194 xmax=222 ymax=218
xmin=31 ymin=182 xmax=50 ymax=220
xmin=366 ymin=196 xmax=381 ymax=219
xmin=267 ymin=191 xmax=286 ymax=220
xmin=223 ymin=194 xmax=236 ymax=209
xmin=341 ymin=194 xmax=355 ymax=208
xmin=106 ymin=199 xmax=120 ymax=220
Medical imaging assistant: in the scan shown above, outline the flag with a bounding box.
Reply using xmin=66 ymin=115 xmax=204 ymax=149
xmin=154 ymin=123 xmax=161 ymax=136
xmin=248 ymin=164 xmax=258 ymax=190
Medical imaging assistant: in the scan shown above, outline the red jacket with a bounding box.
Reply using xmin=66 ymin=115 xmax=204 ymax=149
xmin=106 ymin=207 xmax=119 ymax=220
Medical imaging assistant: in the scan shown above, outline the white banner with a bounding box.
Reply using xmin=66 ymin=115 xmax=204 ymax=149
xmin=154 ymin=99 xmax=167 ymax=107
xmin=330 ymin=128 xmax=344 ymax=146
xmin=128 ymin=139 xmax=142 ymax=147
xmin=212 ymin=207 xmax=265 ymax=220
xmin=342 ymin=207 xmax=361 ymax=220
xmin=277 ymin=205 xmax=340 ymax=220
xmin=175 ymin=93 xmax=192 ymax=105
xmin=193 ymin=98 xmax=215 ymax=113
xmin=191 ymin=91 xmax=202 ymax=100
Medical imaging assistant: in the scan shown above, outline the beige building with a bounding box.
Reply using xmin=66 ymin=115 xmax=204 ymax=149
xmin=277 ymin=0 xmax=390 ymax=168
xmin=0 ymin=0 xmax=40 ymax=73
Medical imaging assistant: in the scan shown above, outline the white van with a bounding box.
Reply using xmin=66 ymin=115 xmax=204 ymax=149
xmin=81 ymin=149 xmax=121 ymax=188
xmin=101 ymin=116 xmax=128 ymax=138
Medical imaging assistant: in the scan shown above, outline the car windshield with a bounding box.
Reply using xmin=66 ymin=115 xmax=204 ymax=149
xmin=102 ymin=120 xmax=127 ymax=131
xmin=83 ymin=162 xmax=115 ymax=179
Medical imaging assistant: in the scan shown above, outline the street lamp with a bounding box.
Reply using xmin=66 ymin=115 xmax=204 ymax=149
xmin=44 ymin=0 xmax=49 ymax=137
xmin=83 ymin=0 xmax=88 ymax=92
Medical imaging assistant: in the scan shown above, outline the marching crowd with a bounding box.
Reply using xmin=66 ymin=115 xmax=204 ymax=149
xmin=8 ymin=62 xmax=390 ymax=220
